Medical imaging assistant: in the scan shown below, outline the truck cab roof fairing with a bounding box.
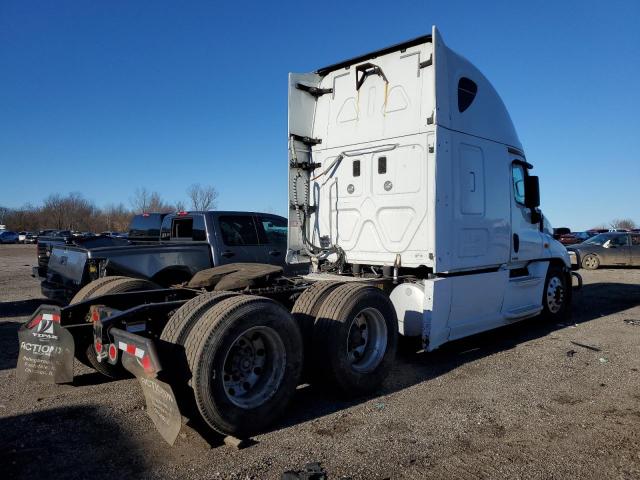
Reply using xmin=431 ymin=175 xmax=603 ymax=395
xmin=433 ymin=26 xmax=522 ymax=151
xmin=316 ymin=34 xmax=433 ymax=77
xmin=311 ymin=27 xmax=522 ymax=151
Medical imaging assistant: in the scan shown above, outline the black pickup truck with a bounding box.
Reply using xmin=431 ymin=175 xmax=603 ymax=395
xmin=33 ymin=214 xmax=167 ymax=278
xmin=39 ymin=211 xmax=295 ymax=303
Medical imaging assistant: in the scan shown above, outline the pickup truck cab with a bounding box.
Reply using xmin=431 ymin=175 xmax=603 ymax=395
xmin=41 ymin=211 xmax=294 ymax=303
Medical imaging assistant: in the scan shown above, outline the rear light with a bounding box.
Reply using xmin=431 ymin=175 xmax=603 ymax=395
xmin=177 ymin=211 xmax=189 ymax=216
xmin=142 ymin=213 xmax=150 ymax=217
xmin=108 ymin=344 xmax=118 ymax=362
xmin=95 ymin=340 xmax=103 ymax=353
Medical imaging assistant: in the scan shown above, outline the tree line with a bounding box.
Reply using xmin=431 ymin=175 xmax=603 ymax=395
xmin=590 ymin=218 xmax=637 ymax=231
xmin=0 ymin=184 xmax=218 ymax=233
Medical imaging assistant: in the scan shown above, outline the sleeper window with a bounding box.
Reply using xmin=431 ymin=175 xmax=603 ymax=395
xmin=458 ymin=77 xmax=478 ymax=112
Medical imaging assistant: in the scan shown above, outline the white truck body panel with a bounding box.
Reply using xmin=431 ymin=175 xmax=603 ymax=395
xmin=290 ymin=27 xmax=570 ymax=348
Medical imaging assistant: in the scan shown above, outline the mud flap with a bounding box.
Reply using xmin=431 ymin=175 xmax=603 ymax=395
xmin=17 ymin=305 xmax=74 ymax=384
xmin=110 ymin=328 xmax=182 ymax=445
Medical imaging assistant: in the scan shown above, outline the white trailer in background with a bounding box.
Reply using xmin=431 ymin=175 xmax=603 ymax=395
xmin=19 ymin=27 xmax=578 ymax=444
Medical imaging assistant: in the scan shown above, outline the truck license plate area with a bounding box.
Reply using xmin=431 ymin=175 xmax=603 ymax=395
xmin=110 ymin=328 xmax=182 ymax=445
xmin=17 ymin=305 xmax=75 ymax=384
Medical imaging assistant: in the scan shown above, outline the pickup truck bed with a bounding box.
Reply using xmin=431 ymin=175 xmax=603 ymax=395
xmin=41 ymin=211 xmax=299 ymax=303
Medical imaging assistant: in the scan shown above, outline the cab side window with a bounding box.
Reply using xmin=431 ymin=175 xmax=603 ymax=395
xmin=610 ymin=235 xmax=629 ymax=247
xmin=192 ymin=216 xmax=206 ymax=241
xmin=160 ymin=216 xmax=172 ymax=240
xmin=632 ymin=234 xmax=640 ymax=246
xmin=218 ymin=216 xmax=259 ymax=246
xmin=511 ymin=164 xmax=526 ymax=205
xmin=258 ymin=216 xmax=287 ymax=248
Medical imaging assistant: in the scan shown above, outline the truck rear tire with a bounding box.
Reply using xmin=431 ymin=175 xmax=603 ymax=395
xmin=71 ymin=276 xmax=159 ymax=379
xmin=185 ymin=295 xmax=303 ymax=437
xmin=312 ymin=283 xmax=398 ymax=396
xmin=160 ymin=291 xmax=239 ymax=345
xmin=292 ymin=281 xmax=342 ymax=373
xmin=160 ymin=291 xmax=240 ymax=413
xmin=70 ymin=276 xmax=130 ymax=303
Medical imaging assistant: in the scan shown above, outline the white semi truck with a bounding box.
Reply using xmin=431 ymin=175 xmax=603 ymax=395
xmin=18 ymin=27 xmax=578 ymax=444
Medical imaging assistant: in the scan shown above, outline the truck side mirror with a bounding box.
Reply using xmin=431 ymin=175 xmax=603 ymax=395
xmin=524 ymin=176 xmax=540 ymax=209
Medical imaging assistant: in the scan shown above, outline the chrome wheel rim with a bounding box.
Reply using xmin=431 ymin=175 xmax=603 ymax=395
xmin=584 ymin=255 xmax=598 ymax=269
xmin=546 ymin=276 xmax=565 ymax=314
xmin=346 ymin=308 xmax=388 ymax=373
xmin=221 ymin=326 xmax=286 ymax=409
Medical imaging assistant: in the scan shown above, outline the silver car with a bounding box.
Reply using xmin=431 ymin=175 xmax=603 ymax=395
xmin=568 ymin=232 xmax=640 ymax=269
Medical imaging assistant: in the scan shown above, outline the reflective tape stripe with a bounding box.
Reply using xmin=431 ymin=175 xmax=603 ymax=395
xmin=42 ymin=313 xmax=61 ymax=322
xmin=117 ymin=341 xmax=145 ymax=359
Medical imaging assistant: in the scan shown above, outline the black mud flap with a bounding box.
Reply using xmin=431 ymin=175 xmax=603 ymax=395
xmin=110 ymin=328 xmax=182 ymax=445
xmin=17 ymin=305 xmax=75 ymax=384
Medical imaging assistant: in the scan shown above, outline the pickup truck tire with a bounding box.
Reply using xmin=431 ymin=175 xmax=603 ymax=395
xmin=71 ymin=276 xmax=159 ymax=379
xmin=292 ymin=281 xmax=342 ymax=374
xmin=311 ymin=283 xmax=398 ymax=396
xmin=185 ymin=295 xmax=303 ymax=437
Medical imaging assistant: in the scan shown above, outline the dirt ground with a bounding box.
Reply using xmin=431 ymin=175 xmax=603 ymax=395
xmin=0 ymin=244 xmax=638 ymax=479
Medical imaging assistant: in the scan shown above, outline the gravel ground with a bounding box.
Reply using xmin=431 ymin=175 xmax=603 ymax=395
xmin=1 ymin=244 xmax=638 ymax=479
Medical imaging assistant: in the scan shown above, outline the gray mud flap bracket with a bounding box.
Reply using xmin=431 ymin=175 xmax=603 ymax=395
xmin=17 ymin=305 xmax=74 ymax=384
xmin=110 ymin=328 xmax=182 ymax=445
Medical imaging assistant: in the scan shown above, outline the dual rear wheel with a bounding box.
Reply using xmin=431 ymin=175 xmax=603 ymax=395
xmin=72 ymin=277 xmax=398 ymax=437
xmin=171 ymin=282 xmax=398 ymax=436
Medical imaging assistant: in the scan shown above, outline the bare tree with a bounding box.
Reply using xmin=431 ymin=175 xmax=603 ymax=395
xmin=100 ymin=203 xmax=133 ymax=232
xmin=131 ymin=188 xmax=151 ymax=213
xmin=131 ymin=188 xmax=174 ymax=213
xmin=174 ymin=200 xmax=186 ymax=212
xmin=187 ymin=183 xmax=218 ymax=211
xmin=42 ymin=194 xmax=66 ymax=229
xmin=610 ymin=218 xmax=637 ymax=230
xmin=0 ymin=206 xmax=9 ymax=225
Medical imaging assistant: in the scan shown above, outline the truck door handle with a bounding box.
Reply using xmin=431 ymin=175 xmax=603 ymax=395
xmin=513 ymin=234 xmax=520 ymax=253
xmin=221 ymin=250 xmax=235 ymax=258
xmin=269 ymin=250 xmax=281 ymax=257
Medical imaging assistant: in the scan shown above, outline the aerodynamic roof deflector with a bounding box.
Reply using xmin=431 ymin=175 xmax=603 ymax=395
xmin=316 ymin=34 xmax=433 ymax=77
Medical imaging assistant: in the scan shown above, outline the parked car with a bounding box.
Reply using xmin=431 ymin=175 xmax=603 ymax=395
xmin=558 ymin=231 xmax=592 ymax=246
xmin=40 ymin=211 xmax=300 ymax=303
xmin=99 ymin=231 xmax=127 ymax=238
xmin=24 ymin=232 xmax=37 ymax=244
xmin=552 ymin=227 xmax=571 ymax=241
xmin=567 ymin=232 xmax=640 ymax=269
xmin=0 ymin=231 xmax=19 ymax=244
xmin=18 ymin=231 xmax=30 ymax=243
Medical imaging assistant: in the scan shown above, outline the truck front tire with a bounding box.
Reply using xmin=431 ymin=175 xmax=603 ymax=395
xmin=185 ymin=295 xmax=303 ymax=437
xmin=542 ymin=264 xmax=570 ymax=320
xmin=312 ymin=283 xmax=398 ymax=396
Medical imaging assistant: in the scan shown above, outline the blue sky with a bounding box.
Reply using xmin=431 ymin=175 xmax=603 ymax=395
xmin=1 ymin=0 xmax=638 ymax=230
